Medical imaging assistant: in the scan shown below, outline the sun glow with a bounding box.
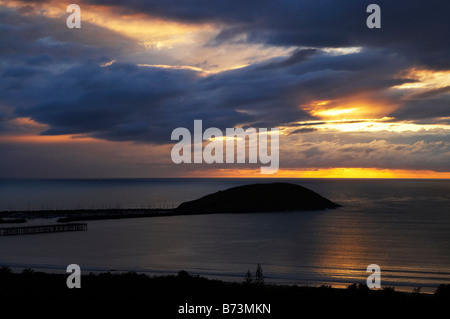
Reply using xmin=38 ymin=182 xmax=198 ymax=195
xmin=311 ymin=107 xmax=358 ymax=118
xmin=304 ymin=97 xmax=397 ymax=122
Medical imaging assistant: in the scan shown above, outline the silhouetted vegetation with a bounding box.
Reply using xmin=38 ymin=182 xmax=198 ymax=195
xmin=347 ymin=282 xmax=370 ymax=291
xmin=243 ymin=264 xmax=265 ymax=286
xmin=435 ymin=284 xmax=450 ymax=299
xmin=382 ymin=286 xmax=397 ymax=295
xmin=254 ymin=264 xmax=265 ymax=286
xmin=412 ymin=287 xmax=422 ymax=294
xmin=0 ymin=266 xmax=12 ymax=275
xmin=0 ymin=266 xmax=445 ymax=302
xmin=243 ymin=270 xmax=253 ymax=286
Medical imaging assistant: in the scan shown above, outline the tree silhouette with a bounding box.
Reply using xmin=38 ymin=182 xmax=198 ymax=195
xmin=255 ymin=264 xmax=264 ymax=286
xmin=243 ymin=269 xmax=253 ymax=285
xmin=435 ymin=284 xmax=450 ymax=299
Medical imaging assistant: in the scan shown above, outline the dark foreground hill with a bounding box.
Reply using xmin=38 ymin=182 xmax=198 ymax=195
xmin=176 ymin=182 xmax=340 ymax=214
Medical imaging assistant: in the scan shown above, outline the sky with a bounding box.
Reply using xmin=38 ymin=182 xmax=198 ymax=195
xmin=0 ymin=0 xmax=449 ymax=178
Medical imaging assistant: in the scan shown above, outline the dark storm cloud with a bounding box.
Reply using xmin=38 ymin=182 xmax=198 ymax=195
xmin=410 ymin=86 xmax=450 ymax=100
xmin=0 ymin=7 xmax=137 ymax=66
xmin=0 ymin=3 xmax=416 ymax=145
xmin=390 ymin=96 xmax=450 ymax=124
xmin=87 ymin=0 xmax=271 ymax=24
xmin=1 ymin=2 xmax=448 ymax=145
xmin=13 ymin=47 xmax=414 ymax=144
xmin=289 ymin=128 xmax=318 ymax=135
xmin=0 ymin=6 xmax=137 ymax=126
xmin=394 ymin=86 xmax=450 ymax=124
xmin=258 ymin=48 xmax=318 ymax=70
xmin=86 ymin=0 xmax=450 ymax=69
xmin=14 ymin=63 xmax=253 ymax=143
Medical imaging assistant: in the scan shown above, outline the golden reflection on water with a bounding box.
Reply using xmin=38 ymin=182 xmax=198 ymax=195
xmin=313 ymin=212 xmax=377 ymax=286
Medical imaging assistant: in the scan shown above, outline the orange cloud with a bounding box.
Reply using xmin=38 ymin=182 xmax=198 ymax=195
xmin=0 ymin=0 xmax=212 ymax=45
xmin=0 ymin=134 xmax=97 ymax=144
xmin=393 ymin=68 xmax=450 ymax=90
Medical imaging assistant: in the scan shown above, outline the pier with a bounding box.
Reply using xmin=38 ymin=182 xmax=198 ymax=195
xmin=0 ymin=223 xmax=87 ymax=236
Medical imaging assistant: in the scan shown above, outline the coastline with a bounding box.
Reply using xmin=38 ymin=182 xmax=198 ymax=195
xmin=1 ymin=267 xmax=448 ymax=301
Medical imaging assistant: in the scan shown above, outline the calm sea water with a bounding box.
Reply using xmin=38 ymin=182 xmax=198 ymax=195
xmin=0 ymin=178 xmax=449 ymax=293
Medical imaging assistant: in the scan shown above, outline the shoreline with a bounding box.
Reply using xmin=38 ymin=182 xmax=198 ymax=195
xmin=0 ymin=262 xmax=441 ymax=295
xmin=1 ymin=266 xmax=447 ymax=301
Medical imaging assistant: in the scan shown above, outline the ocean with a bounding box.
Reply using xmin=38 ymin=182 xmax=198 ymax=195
xmin=0 ymin=178 xmax=449 ymax=293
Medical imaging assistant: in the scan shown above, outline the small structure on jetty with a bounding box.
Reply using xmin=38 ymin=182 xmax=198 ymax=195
xmin=0 ymin=223 xmax=87 ymax=236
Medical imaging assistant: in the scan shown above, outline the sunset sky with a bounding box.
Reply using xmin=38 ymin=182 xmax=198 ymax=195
xmin=0 ymin=0 xmax=449 ymax=178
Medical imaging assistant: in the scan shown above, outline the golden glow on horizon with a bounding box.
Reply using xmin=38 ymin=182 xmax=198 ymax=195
xmin=183 ymin=168 xmax=450 ymax=179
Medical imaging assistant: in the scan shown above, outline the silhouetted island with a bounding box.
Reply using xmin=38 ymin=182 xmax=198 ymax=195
xmin=1 ymin=183 xmax=341 ymax=223
xmin=176 ymin=182 xmax=340 ymax=214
